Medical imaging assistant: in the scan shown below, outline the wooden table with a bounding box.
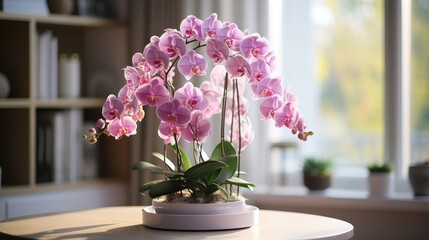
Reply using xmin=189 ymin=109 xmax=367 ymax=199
xmin=0 ymin=206 xmax=353 ymax=240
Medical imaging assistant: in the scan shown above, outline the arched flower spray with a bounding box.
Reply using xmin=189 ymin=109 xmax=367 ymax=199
xmin=84 ymin=13 xmax=312 ymax=200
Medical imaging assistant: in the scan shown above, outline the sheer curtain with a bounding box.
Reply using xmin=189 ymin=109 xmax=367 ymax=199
xmin=128 ymin=0 xmax=268 ymax=205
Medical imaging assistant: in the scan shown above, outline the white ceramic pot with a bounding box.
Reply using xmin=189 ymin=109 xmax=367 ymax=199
xmin=152 ymin=198 xmax=246 ymax=215
xmin=368 ymin=172 xmax=393 ymax=197
xmin=143 ymin=199 xmax=259 ymax=230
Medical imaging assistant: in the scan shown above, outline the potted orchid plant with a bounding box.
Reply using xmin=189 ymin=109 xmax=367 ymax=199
xmin=85 ymin=13 xmax=311 ymax=209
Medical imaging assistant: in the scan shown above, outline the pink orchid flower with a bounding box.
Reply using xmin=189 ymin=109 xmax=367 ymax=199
xmin=132 ymin=105 xmax=145 ymax=122
xmin=202 ymin=13 xmax=222 ymax=39
xmin=123 ymin=66 xmax=151 ymax=92
xmin=156 ymin=98 xmax=192 ymax=127
xmin=117 ymin=84 xmax=130 ymax=102
xmin=206 ymin=39 xmax=229 ymax=63
xmin=159 ymin=30 xmax=187 ymax=59
xmin=144 ymin=47 xmax=169 ymax=71
xmin=259 ymin=95 xmax=284 ymax=120
xmin=135 ymin=77 xmax=170 ymax=107
xmin=210 ymin=64 xmax=228 ymax=87
xmin=257 ymin=77 xmax=283 ymax=98
xmin=182 ymin=111 xmax=212 ymax=143
xmin=295 ymin=113 xmax=308 ymax=140
xmin=240 ymin=34 xmax=270 ymax=59
xmin=274 ymin=102 xmax=298 ymax=129
xmin=200 ymin=81 xmax=222 ymax=118
xmin=216 ymin=22 xmax=244 ymax=51
xmin=225 ymin=95 xmax=249 ymax=123
xmin=264 ymin=51 xmax=277 ymax=72
xmin=107 ymin=116 xmax=137 ymax=140
xmin=150 ymin=35 xmax=160 ymax=47
xmin=250 ymin=58 xmax=271 ymax=83
xmin=229 ymin=117 xmax=254 ymax=151
xmin=102 ymin=94 xmax=124 ymax=121
xmin=180 ymin=15 xmax=204 ymax=40
xmin=123 ymin=66 xmax=139 ymax=87
xmin=283 ymin=87 xmax=298 ymax=103
xmin=95 ymin=13 xmax=311 ymax=145
xmin=178 ymin=50 xmax=207 ymax=80
xmin=131 ymin=52 xmax=144 ymax=67
xmin=158 ymin=121 xmax=183 ymax=144
xmin=225 ymin=55 xmax=252 ymax=78
xmin=175 ymin=82 xmax=209 ymax=111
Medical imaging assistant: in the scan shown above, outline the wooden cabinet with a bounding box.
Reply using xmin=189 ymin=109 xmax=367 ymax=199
xmin=0 ymin=13 xmax=131 ymax=198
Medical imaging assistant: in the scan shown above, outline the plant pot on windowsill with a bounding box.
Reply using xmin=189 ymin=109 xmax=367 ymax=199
xmin=303 ymin=158 xmax=332 ymax=191
xmin=409 ymin=160 xmax=429 ymax=197
xmin=367 ymin=163 xmax=393 ymax=198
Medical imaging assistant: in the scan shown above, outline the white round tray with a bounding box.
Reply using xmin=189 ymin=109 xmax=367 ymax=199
xmin=142 ymin=205 xmax=259 ymax=230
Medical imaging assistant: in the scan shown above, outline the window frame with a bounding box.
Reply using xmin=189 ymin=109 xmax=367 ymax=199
xmin=259 ymin=0 xmax=414 ymax=193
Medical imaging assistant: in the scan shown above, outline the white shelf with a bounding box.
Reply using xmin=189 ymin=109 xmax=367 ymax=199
xmin=0 ymin=12 xmax=124 ymax=27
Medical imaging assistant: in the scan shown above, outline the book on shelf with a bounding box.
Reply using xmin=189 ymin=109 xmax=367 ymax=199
xmin=2 ymin=0 xmax=49 ymax=16
xmin=36 ymin=110 xmax=85 ymax=184
xmin=36 ymin=116 xmax=54 ymax=183
xmin=53 ymin=111 xmax=68 ymax=183
xmin=68 ymin=109 xmax=84 ymax=182
xmin=38 ymin=30 xmax=59 ymax=100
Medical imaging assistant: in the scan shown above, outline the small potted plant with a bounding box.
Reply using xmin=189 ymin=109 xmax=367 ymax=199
xmin=367 ymin=162 xmax=393 ymax=197
xmin=303 ymin=157 xmax=332 ymax=190
xmin=409 ymin=159 xmax=429 ymax=196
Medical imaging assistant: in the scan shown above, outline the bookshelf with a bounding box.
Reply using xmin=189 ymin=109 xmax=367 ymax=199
xmin=0 ymin=12 xmax=130 ymax=195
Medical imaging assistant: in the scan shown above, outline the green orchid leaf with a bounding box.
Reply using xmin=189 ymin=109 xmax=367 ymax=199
xmin=138 ymin=179 xmax=164 ymax=195
xmin=132 ymin=161 xmax=181 ymax=177
xmin=167 ymin=173 xmax=185 ymax=179
xmin=170 ymin=144 xmax=192 ymax=170
xmin=212 ymin=155 xmax=237 ymax=184
xmin=152 ymin=152 xmax=175 ymax=171
xmin=151 ymin=170 xmax=184 ymax=177
xmin=208 ymin=141 xmax=238 ymax=184
xmin=205 ymin=168 xmax=222 ymax=185
xmin=205 ymin=183 xmax=220 ymax=196
xmin=184 ymin=160 xmax=227 ymax=180
xmin=225 ymin=177 xmax=256 ymax=190
xmin=148 ymin=180 xmax=188 ymax=199
xmin=131 ymin=161 xmax=164 ymax=172
xmin=210 ymin=141 xmax=236 ymax=160
xmin=188 ymin=179 xmax=207 ymax=193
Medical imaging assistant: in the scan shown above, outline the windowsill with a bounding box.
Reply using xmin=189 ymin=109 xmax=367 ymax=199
xmin=245 ymin=185 xmax=429 ymax=213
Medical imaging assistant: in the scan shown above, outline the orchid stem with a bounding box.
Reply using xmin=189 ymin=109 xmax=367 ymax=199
xmin=173 ymin=133 xmax=182 ymax=172
xmin=230 ymin=80 xmax=236 ymax=142
xmin=220 ymin=72 xmax=229 ymax=157
xmin=163 ymin=144 xmax=168 ymax=179
xmin=234 ymin=79 xmax=242 ymax=195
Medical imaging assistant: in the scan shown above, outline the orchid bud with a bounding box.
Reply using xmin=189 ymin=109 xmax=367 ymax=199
xmin=96 ymin=119 xmax=106 ymax=129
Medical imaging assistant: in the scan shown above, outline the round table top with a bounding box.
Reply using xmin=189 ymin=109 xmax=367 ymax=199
xmin=0 ymin=206 xmax=353 ymax=240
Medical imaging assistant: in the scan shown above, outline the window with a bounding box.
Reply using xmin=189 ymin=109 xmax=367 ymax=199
xmin=265 ymin=0 xmax=429 ymax=190
xmin=410 ymin=0 xmax=429 ymax=167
